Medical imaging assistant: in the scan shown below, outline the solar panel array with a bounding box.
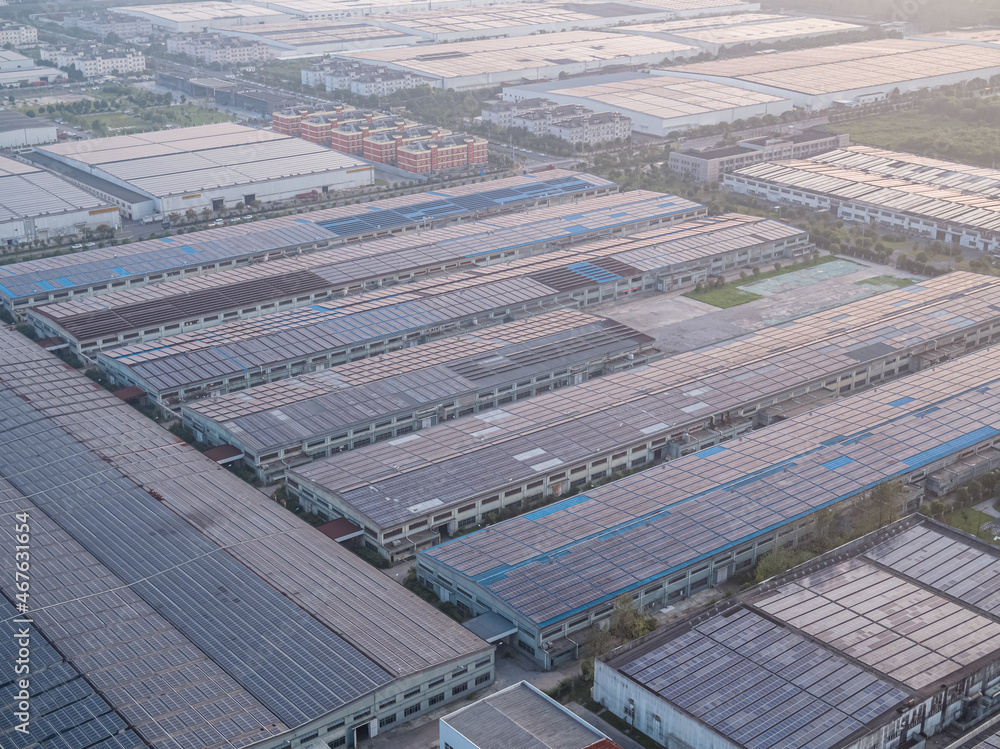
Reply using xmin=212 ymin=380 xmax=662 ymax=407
xmin=32 ymin=189 xmax=697 ymax=344
xmin=0 ymin=169 xmax=611 ymax=304
xmin=0 ymin=326 xmax=489 ymax=745
xmin=618 ymin=607 xmax=909 ymax=749
xmin=182 ymin=309 xmax=654 ymax=454
xmin=0 ymin=596 xmax=148 ymax=749
xmin=421 ymin=318 xmax=1000 ymax=626
xmin=295 ymin=272 xmax=1000 ymax=529
xmin=98 ymin=212 xmax=784 ymax=396
xmin=755 ymin=557 xmax=1000 ymax=691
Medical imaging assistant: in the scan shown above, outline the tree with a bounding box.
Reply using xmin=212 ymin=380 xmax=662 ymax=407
xmin=185 ymin=208 xmax=197 ymax=222
xmin=24 ymin=110 xmax=35 ymax=118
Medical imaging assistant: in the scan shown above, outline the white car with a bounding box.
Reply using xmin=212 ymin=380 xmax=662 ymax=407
xmin=71 ymin=243 xmax=83 ymax=249
xmin=243 ymin=214 xmax=253 ymax=220
xmin=213 ymin=218 xmax=225 ymax=225
xmin=84 ymin=242 xmax=96 ymax=247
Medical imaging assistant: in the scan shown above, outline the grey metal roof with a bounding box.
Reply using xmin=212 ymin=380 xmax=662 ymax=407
xmin=98 ymin=212 xmax=787 ymax=395
xmin=421 ymin=328 xmax=1000 ymax=627
xmin=32 ymin=189 xmax=694 ymax=343
xmin=0 ymin=109 xmax=55 ymax=132
xmin=0 ymin=155 xmax=113 ymax=224
xmin=181 ymin=309 xmax=655 ymax=453
xmin=0 ymin=327 xmax=488 ymax=745
xmin=293 ymin=272 xmax=1000 ymax=530
xmin=442 ymin=682 xmax=607 ymax=749
xmin=0 ymin=169 xmax=612 ymax=304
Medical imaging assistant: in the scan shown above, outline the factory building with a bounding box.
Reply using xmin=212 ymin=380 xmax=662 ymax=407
xmin=41 ymin=43 xmax=147 ymax=77
xmin=178 ymin=313 xmax=651 ymax=466
xmin=595 ymin=516 xmax=1000 ymax=749
xmin=217 ymin=19 xmax=422 ymax=57
xmin=368 ymin=1 xmax=671 ymax=43
xmin=182 ymin=310 xmax=660 ymax=488
xmin=0 ymin=155 xmax=120 ymax=248
xmin=112 ymin=1 xmax=293 ymax=32
xmin=332 ymin=31 xmax=696 ymax=90
xmin=32 ymin=123 xmax=371 ymax=220
xmin=502 ymin=72 xmax=792 ymax=137
xmin=615 ymin=12 xmax=862 ymax=54
xmin=670 ymin=129 xmax=848 ymax=181
xmin=0 ymin=325 xmax=494 ymax=749
xmin=0 ymin=109 xmax=57 ymax=149
xmin=419 ymin=335 xmax=1000 ymax=668
xmin=662 ymin=38 xmax=1000 ymax=110
xmin=25 ymin=179 xmax=638 ymax=354
xmin=290 ymin=272 xmax=1000 ymax=561
xmin=241 ymin=0 xmax=555 ymax=21
xmin=94 ymin=195 xmax=708 ymax=405
xmin=0 ymin=50 xmax=64 ymax=87
xmin=154 ymin=71 xmax=238 ymax=98
xmin=725 ymin=145 xmax=1000 ymax=253
xmin=442 ymin=681 xmax=622 ymax=749
xmin=59 ymin=11 xmax=153 ymax=41
xmin=0 ymin=170 xmax=616 ymax=316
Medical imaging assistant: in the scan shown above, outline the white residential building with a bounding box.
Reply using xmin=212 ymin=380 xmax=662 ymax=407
xmin=43 ymin=44 xmax=146 ymax=77
xmin=62 ymin=12 xmax=153 ymax=41
xmin=301 ymin=58 xmax=429 ymax=95
xmin=167 ymin=34 xmax=276 ymax=65
xmin=487 ymin=97 xmax=632 ymax=145
xmin=0 ymin=22 xmax=37 ymax=47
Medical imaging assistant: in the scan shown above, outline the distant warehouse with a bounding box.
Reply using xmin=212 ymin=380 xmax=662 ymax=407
xmin=726 ymin=145 xmax=1000 ymax=253
xmin=29 ymin=122 xmax=373 ymax=220
xmin=0 ymin=169 xmax=614 ymax=316
xmin=419 ymin=337 xmax=1000 ymax=668
xmin=287 ymin=272 xmax=1000 ymax=563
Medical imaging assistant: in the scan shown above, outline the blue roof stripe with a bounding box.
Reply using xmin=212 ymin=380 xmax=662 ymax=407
xmin=524 ymin=495 xmax=590 ymax=521
xmin=696 ymin=445 xmax=727 ymax=458
xmin=888 ymin=396 xmax=915 ymax=407
xmin=821 ymin=456 xmax=854 ymax=470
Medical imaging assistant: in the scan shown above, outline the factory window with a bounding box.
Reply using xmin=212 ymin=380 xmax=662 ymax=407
xmin=404 ymin=704 xmax=421 ymax=717
xmin=378 ymin=714 xmax=396 ymax=728
xmin=429 ymin=693 xmax=445 ymax=706
xmin=548 ymin=472 xmax=565 ymax=481
xmin=475 ymin=673 xmax=491 ymax=686
xmin=429 ymin=678 xmax=445 ymax=687
xmin=404 ymin=687 xmax=421 ymax=699
xmin=452 ymin=683 xmax=468 ymax=696
xmin=409 ymin=520 xmax=426 ymax=530
xmin=379 ymin=698 xmax=396 ymax=709
xmin=330 ymin=739 xmax=345 ymax=748
xmin=475 ymin=657 xmax=492 ymax=668
xmin=433 ymin=512 xmax=452 ymax=523
xmin=328 ymin=719 xmax=345 ymax=730
xmin=517 ymin=640 xmax=536 ymax=656
xmin=458 ymin=503 xmax=476 ymax=514
xmin=352 ymin=709 xmax=371 ymax=721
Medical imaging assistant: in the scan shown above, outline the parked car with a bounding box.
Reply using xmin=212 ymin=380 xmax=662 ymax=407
xmin=71 ymin=243 xmax=83 ymax=249
xmin=84 ymin=242 xmax=96 ymax=247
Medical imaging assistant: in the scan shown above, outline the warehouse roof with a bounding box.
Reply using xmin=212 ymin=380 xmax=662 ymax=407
xmin=36 ymin=122 xmax=365 ymax=198
xmin=223 ymin=19 xmax=412 ymax=48
xmin=113 ymin=1 xmax=288 ymax=23
xmin=0 ymin=326 xmax=486 ymax=746
xmin=665 ymin=38 xmax=1000 ymax=95
xmin=335 ymin=31 xmax=694 ymax=79
xmin=182 ymin=309 xmax=654 ymax=453
xmin=101 ymin=207 xmax=784 ymax=396
xmin=0 ymin=108 xmax=55 ymax=132
xmin=31 ymin=188 xmax=678 ymax=342
xmin=607 ymin=516 xmax=1000 ymax=749
xmin=0 ymin=169 xmax=611 ymax=304
xmin=509 ymin=72 xmax=787 ymax=122
xmin=617 ymin=12 xmax=859 ymax=42
xmin=422 ymin=331 xmax=1000 ymax=627
xmin=293 ymin=271 xmax=999 ymax=530
xmin=376 ymin=2 xmax=664 ymax=36
xmin=442 ymin=681 xmax=616 ymax=749
xmin=731 ymin=156 xmax=1000 ymax=234
xmin=0 ymin=155 xmax=114 ymax=225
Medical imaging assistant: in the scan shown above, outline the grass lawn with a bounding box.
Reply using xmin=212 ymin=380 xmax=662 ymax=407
xmin=942 ymin=507 xmax=996 ymax=542
xmin=683 ymin=255 xmax=841 ymax=309
xmin=162 ymin=104 xmax=232 ymax=127
xmin=855 ymin=276 xmax=915 ymax=288
xmin=64 ymin=111 xmax=150 ymax=133
xmin=828 ymin=111 xmax=1000 ymax=169
xmin=684 ymin=286 xmax=763 ymax=308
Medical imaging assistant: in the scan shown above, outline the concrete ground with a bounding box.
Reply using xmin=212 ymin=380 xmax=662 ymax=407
xmin=593 ymin=257 xmax=916 ymax=356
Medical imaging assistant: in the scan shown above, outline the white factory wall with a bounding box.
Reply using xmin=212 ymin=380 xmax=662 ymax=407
xmin=155 ymin=166 xmax=373 ymax=212
xmin=501 ymin=82 xmax=792 ymax=136
xmin=0 ymin=124 xmax=57 ymax=148
xmin=0 ymin=206 xmax=121 ymax=246
xmin=593 ymin=658 xmax=740 ymax=749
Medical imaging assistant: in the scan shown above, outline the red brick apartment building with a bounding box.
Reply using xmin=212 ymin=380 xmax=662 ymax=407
xmin=397 ymin=134 xmax=489 ymax=174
